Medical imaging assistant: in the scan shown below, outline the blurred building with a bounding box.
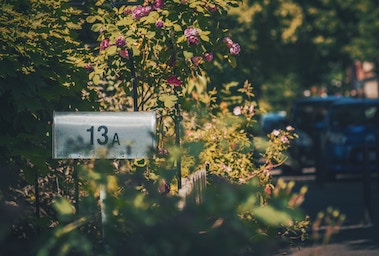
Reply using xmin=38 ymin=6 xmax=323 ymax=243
xmin=352 ymin=60 xmax=378 ymax=98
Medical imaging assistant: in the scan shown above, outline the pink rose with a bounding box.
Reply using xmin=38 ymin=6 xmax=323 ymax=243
xmin=119 ymin=49 xmax=129 ymax=59
xmin=166 ymin=75 xmax=182 ymax=87
xmin=204 ymin=52 xmax=213 ymax=62
xmin=100 ymin=38 xmax=110 ymax=50
xmin=155 ymin=19 xmax=164 ymax=28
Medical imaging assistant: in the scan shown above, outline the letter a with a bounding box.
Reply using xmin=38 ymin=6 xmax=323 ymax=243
xmin=112 ymin=133 xmax=120 ymax=145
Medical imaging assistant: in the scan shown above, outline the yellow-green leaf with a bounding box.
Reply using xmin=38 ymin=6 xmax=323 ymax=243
xmin=159 ymin=94 xmax=178 ymax=108
xmin=107 ymin=24 xmax=118 ymax=32
xmin=54 ymin=197 xmax=75 ymax=216
xmin=228 ymin=56 xmax=237 ymax=68
xmin=183 ymin=51 xmax=193 ymax=59
xmin=86 ymin=16 xmax=96 ymax=23
xmin=93 ymin=74 xmax=101 ymax=85
xmin=91 ymin=23 xmax=102 ymax=32
xmin=173 ymin=24 xmax=182 ymax=32
xmin=200 ymin=34 xmax=209 ymax=42
xmin=106 ymin=45 xmax=117 ymax=56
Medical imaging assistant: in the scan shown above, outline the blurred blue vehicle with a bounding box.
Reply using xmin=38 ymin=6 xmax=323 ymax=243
xmin=287 ymin=96 xmax=344 ymax=172
xmin=321 ymin=98 xmax=379 ymax=180
xmin=260 ymin=111 xmax=287 ymax=134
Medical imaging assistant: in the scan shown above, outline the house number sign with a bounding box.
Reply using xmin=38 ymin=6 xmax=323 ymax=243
xmin=53 ymin=112 xmax=156 ymax=159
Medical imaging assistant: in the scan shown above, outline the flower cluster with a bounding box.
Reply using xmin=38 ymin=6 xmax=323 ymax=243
xmin=184 ymin=27 xmax=200 ymax=45
xmin=233 ymin=105 xmax=254 ymax=116
xmin=129 ymin=0 xmax=164 ymax=20
xmin=271 ymin=126 xmax=295 ymax=145
xmin=224 ymin=37 xmax=241 ymax=55
xmin=191 ymin=52 xmax=213 ymax=66
xmin=132 ymin=5 xmax=152 ymax=20
xmin=157 ymin=147 xmax=169 ymax=156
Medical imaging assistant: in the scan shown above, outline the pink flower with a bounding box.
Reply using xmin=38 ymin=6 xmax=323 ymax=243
xmin=230 ymin=43 xmax=241 ymax=55
xmin=224 ymin=37 xmax=241 ymax=55
xmin=166 ymin=75 xmax=181 ymax=87
xmin=187 ymin=36 xmax=199 ymax=45
xmin=116 ymin=36 xmax=126 ymax=47
xmin=124 ymin=8 xmax=131 ymax=15
xmin=272 ymin=129 xmax=280 ymax=136
xmin=155 ymin=19 xmax=164 ymax=28
xmin=184 ymin=28 xmax=200 ymax=45
xmin=233 ymin=106 xmax=242 ymax=116
xmin=100 ymin=38 xmax=110 ymax=50
xmin=119 ymin=49 xmax=129 ymax=59
xmin=204 ymin=52 xmax=213 ymax=62
xmin=206 ymin=5 xmax=217 ymax=12
xmin=184 ymin=28 xmax=199 ymax=38
xmin=286 ymin=126 xmax=294 ymax=131
xmin=191 ymin=56 xmax=202 ymax=66
xmin=223 ymin=37 xmax=234 ymax=48
xmin=153 ymin=0 xmax=164 ymax=9
xmin=265 ymin=186 xmax=272 ymax=195
xmin=249 ymin=105 xmax=254 ymax=115
xmin=158 ymin=147 xmax=168 ymax=156
xmin=281 ymin=135 xmax=290 ymax=144
xmin=132 ymin=5 xmax=152 ymax=20
xmin=84 ymin=63 xmax=93 ymax=72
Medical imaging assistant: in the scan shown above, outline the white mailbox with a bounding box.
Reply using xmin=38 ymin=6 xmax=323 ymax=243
xmin=53 ymin=112 xmax=156 ymax=159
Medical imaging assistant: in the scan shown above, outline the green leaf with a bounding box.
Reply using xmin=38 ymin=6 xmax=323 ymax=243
xmin=116 ymin=17 xmax=134 ymax=26
xmin=228 ymin=56 xmax=237 ymax=68
xmin=93 ymin=74 xmax=101 ymax=85
xmin=183 ymin=51 xmax=194 ymax=59
xmin=106 ymin=45 xmax=117 ymax=56
xmin=159 ymin=94 xmax=178 ymax=108
xmin=54 ymin=197 xmax=75 ymax=218
xmin=91 ymin=23 xmax=102 ymax=32
xmin=146 ymin=31 xmax=156 ymax=39
xmin=173 ymin=24 xmax=182 ymax=32
xmin=199 ymin=34 xmax=209 ymax=42
xmin=107 ymin=24 xmax=118 ymax=32
xmin=254 ymin=206 xmax=292 ymax=226
xmin=86 ymin=16 xmax=96 ymax=23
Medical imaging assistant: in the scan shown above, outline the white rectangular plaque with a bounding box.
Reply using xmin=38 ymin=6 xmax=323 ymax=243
xmin=53 ymin=112 xmax=156 ymax=159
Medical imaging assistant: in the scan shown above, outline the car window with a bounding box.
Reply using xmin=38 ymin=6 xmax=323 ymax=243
xmin=330 ymin=103 xmax=379 ymax=128
xmin=292 ymin=102 xmax=330 ymax=129
xmin=366 ymin=104 xmax=379 ymax=125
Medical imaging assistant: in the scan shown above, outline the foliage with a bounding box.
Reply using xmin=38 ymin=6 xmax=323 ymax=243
xmin=0 ymin=0 xmax=97 ymax=174
xmin=0 ymin=0 xmax=313 ymax=255
xmin=0 ymin=0 xmax=96 ymax=254
xmin=35 ymin=158 xmax=308 ymax=256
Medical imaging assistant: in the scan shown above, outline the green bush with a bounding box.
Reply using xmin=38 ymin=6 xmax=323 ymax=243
xmin=0 ymin=0 xmax=310 ymax=255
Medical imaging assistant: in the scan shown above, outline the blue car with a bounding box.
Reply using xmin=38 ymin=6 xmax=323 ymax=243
xmin=321 ymin=98 xmax=379 ymax=179
xmin=287 ymin=96 xmax=345 ymax=171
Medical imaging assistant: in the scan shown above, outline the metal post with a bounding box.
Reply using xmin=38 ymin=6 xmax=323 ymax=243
xmin=362 ymin=143 xmax=372 ymax=225
xmin=174 ymin=88 xmax=182 ymax=190
xmin=376 ymin=131 xmax=379 ymax=191
xmin=128 ymin=49 xmax=138 ymax=112
xmin=35 ymin=172 xmax=40 ymax=218
xmin=73 ymin=166 xmax=79 ymax=214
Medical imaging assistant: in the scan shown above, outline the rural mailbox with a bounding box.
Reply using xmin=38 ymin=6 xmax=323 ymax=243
xmin=53 ymin=111 xmax=156 ymax=159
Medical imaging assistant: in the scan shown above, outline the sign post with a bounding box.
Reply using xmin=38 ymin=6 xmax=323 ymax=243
xmin=53 ymin=111 xmax=156 ymax=249
xmin=53 ymin=111 xmax=156 ymax=159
